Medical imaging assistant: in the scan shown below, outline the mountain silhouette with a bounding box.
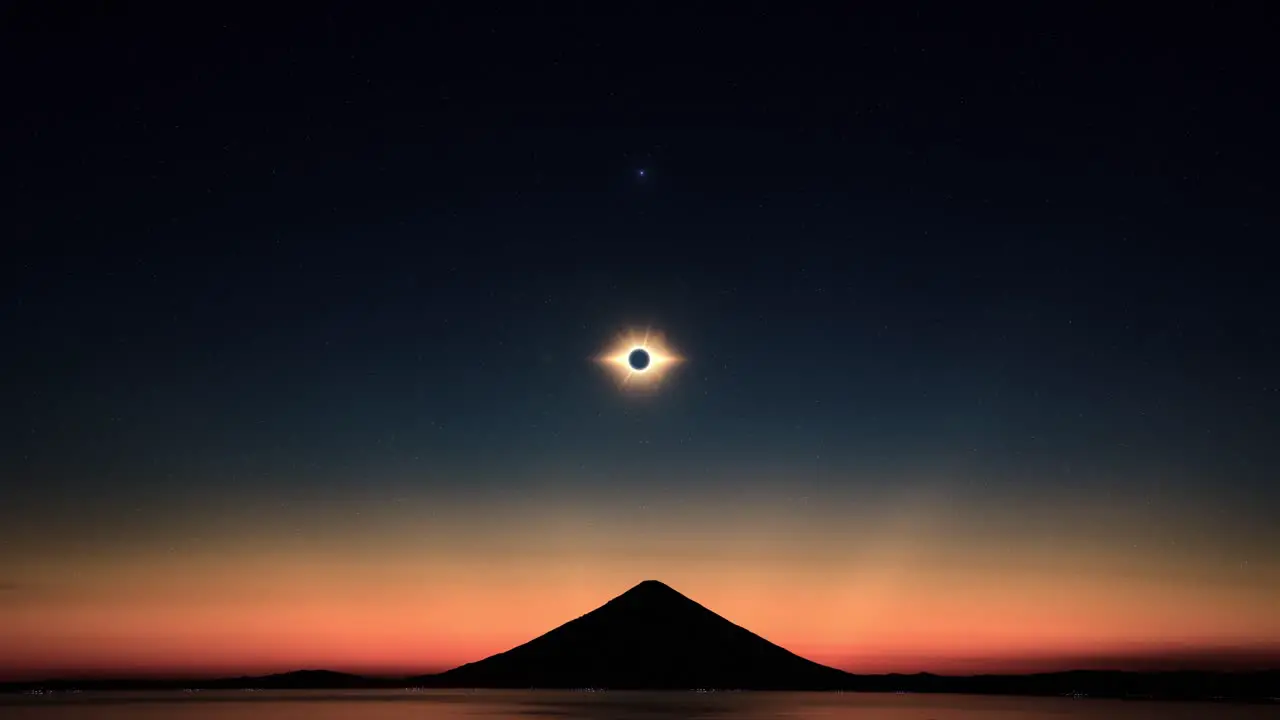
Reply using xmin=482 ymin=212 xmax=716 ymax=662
xmin=418 ymin=579 xmax=852 ymax=690
xmin=3 ymin=580 xmax=1278 ymax=700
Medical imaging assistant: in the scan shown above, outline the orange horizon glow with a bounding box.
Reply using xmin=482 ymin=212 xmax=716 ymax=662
xmin=3 ymin=478 xmax=1279 ymax=682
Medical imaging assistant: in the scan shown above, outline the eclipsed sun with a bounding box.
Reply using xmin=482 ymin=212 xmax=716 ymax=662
xmin=594 ymin=327 xmax=683 ymax=392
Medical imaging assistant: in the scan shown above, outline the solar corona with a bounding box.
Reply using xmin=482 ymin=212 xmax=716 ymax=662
xmin=595 ymin=328 xmax=683 ymax=392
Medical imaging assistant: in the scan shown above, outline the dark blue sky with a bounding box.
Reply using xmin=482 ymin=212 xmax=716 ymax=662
xmin=3 ymin=3 xmax=1277 ymax=527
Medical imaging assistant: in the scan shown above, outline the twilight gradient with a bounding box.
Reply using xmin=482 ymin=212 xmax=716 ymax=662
xmin=2 ymin=471 xmax=1277 ymax=680
xmin=5 ymin=2 xmax=1280 ymax=685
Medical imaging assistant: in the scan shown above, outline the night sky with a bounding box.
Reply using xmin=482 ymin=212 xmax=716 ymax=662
xmin=2 ymin=4 xmax=1278 ymax=680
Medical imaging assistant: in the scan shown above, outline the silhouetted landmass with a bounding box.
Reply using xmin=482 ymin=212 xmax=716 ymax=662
xmin=3 ymin=581 xmax=1277 ymax=702
xmin=0 ymin=670 xmax=399 ymax=693
xmin=202 ymin=669 xmax=384 ymax=690
xmin=411 ymin=579 xmax=851 ymax=690
xmin=839 ymin=669 xmax=1280 ymax=702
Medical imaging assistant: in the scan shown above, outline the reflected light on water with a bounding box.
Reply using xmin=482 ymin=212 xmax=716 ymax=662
xmin=0 ymin=690 xmax=1276 ymax=720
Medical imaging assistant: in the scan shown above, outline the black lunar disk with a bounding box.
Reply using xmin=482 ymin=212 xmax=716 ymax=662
xmin=628 ymin=348 xmax=651 ymax=371
xmin=594 ymin=327 xmax=682 ymax=393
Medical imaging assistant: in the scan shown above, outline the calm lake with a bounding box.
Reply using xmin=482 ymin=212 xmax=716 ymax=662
xmin=2 ymin=690 xmax=1278 ymax=719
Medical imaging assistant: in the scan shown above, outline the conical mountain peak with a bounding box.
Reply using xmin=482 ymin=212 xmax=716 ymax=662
xmin=615 ymin=579 xmax=691 ymax=602
xmin=630 ymin=579 xmax=675 ymax=592
xmin=431 ymin=579 xmax=851 ymax=690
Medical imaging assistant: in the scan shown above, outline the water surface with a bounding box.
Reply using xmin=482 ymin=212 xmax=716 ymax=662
xmin=3 ymin=690 xmax=1278 ymax=719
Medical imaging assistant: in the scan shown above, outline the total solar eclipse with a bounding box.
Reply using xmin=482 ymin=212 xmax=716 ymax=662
xmin=595 ymin=327 xmax=683 ymax=393
xmin=628 ymin=348 xmax=651 ymax=372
